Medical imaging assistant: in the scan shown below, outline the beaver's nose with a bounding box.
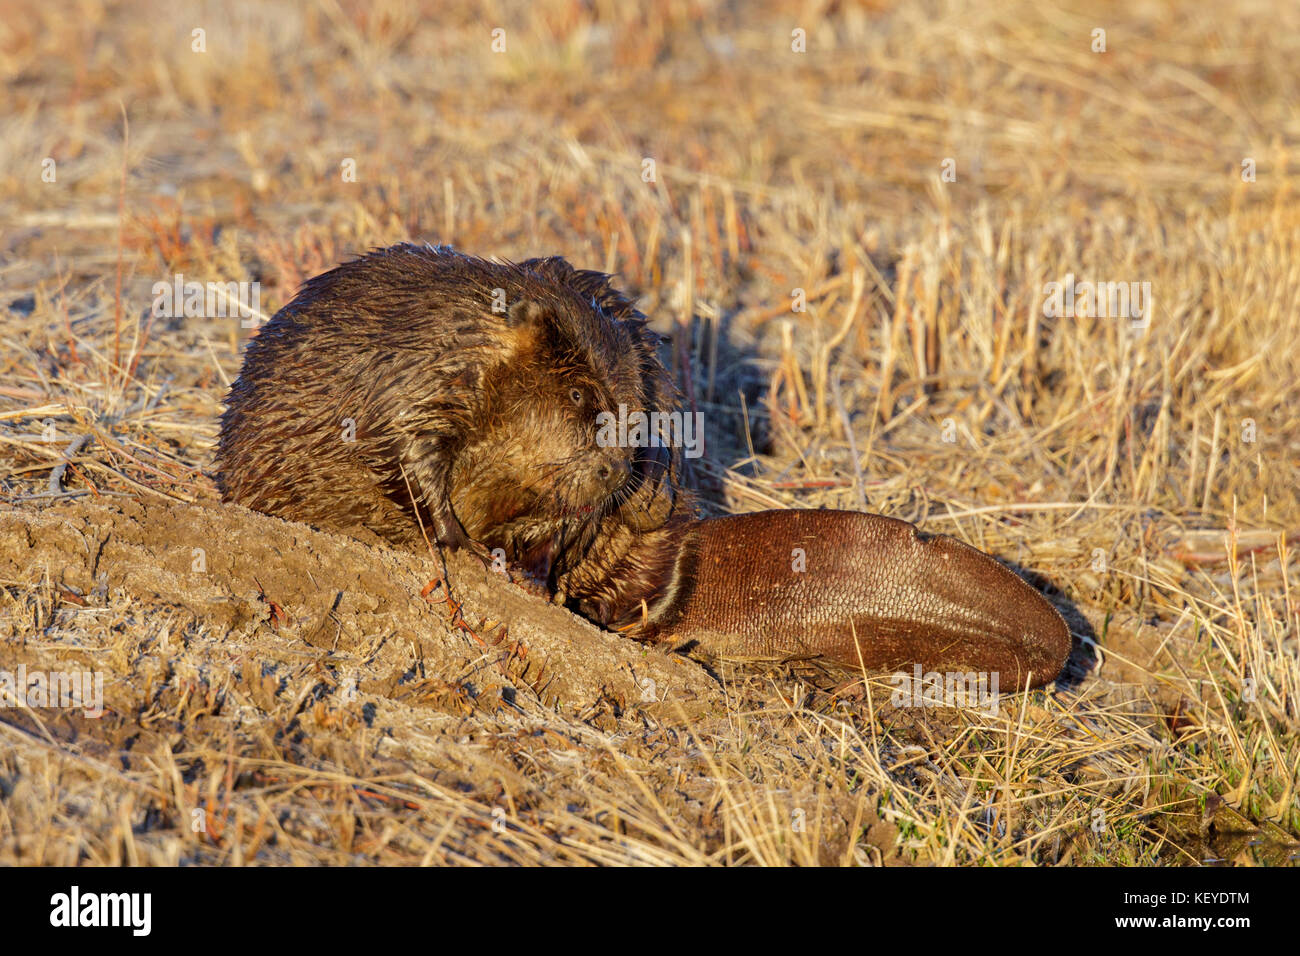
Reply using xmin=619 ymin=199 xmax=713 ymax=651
xmin=597 ymin=457 xmax=631 ymax=488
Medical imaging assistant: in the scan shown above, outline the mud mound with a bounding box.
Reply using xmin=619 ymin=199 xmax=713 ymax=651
xmin=3 ymin=497 xmax=816 ymax=865
xmin=0 ymin=496 xmax=719 ymax=716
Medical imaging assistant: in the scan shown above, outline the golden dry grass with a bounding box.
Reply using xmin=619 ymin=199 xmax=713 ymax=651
xmin=0 ymin=0 xmax=1297 ymax=865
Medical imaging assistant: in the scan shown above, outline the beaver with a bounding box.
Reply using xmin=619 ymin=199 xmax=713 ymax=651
xmin=217 ymin=244 xmax=683 ymax=588
xmin=218 ymin=243 xmax=1070 ymax=688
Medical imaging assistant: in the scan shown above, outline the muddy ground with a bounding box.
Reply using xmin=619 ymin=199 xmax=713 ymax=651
xmin=2 ymin=494 xmax=914 ymax=864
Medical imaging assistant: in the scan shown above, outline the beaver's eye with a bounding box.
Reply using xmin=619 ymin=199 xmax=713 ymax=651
xmin=569 ymin=388 xmax=583 ymax=406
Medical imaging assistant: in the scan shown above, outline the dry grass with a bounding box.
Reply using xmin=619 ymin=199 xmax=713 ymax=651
xmin=0 ymin=0 xmax=1297 ymax=865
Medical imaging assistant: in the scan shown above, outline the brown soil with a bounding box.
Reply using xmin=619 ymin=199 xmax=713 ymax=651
xmin=0 ymin=495 xmax=904 ymax=865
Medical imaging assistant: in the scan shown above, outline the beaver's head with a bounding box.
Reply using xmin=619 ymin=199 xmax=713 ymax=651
xmin=444 ymin=295 xmax=653 ymax=576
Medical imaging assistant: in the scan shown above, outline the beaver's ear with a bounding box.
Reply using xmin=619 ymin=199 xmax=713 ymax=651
xmin=506 ymin=299 xmax=549 ymax=328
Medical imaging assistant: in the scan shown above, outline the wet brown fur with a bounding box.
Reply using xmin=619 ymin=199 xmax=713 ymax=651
xmin=217 ymin=244 xmax=686 ymax=591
